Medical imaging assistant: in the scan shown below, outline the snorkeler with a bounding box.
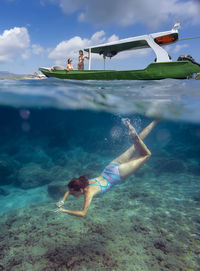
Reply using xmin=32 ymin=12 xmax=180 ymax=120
xmin=33 ymin=72 xmax=46 ymax=79
xmin=55 ymin=119 xmax=158 ymax=217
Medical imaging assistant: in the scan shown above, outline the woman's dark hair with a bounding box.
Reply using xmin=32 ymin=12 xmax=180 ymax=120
xmin=68 ymin=175 xmax=89 ymax=191
xmin=79 ymin=50 xmax=83 ymax=54
xmin=68 ymin=58 xmax=72 ymax=64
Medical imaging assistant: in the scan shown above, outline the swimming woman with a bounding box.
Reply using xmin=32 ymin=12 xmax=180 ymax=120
xmin=77 ymin=50 xmax=89 ymax=70
xmin=55 ymin=119 xmax=158 ymax=217
xmin=33 ymin=72 xmax=46 ymax=79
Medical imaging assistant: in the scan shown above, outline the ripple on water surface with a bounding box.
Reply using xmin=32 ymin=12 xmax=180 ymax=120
xmin=0 ymin=78 xmax=200 ymax=123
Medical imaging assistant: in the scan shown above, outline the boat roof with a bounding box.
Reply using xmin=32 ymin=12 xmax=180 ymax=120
xmin=84 ymin=29 xmax=178 ymax=55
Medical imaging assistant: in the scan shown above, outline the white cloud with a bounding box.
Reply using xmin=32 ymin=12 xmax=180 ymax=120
xmin=0 ymin=27 xmax=44 ymax=62
xmin=32 ymin=44 xmax=44 ymax=55
xmin=48 ymin=36 xmax=87 ymax=64
xmin=173 ymin=44 xmax=189 ymax=53
xmin=48 ymin=31 xmax=120 ymax=65
xmin=0 ymin=27 xmax=30 ymax=62
xmin=165 ymin=43 xmax=189 ymax=54
xmin=21 ymin=50 xmax=31 ymax=60
xmin=48 ymin=0 xmax=200 ymax=28
xmin=107 ymin=34 xmax=119 ymax=43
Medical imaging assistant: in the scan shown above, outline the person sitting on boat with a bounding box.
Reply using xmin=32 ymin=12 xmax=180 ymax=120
xmin=78 ymin=50 xmax=89 ymax=70
xmin=64 ymin=58 xmax=73 ymax=71
xmin=55 ymin=119 xmax=158 ymax=217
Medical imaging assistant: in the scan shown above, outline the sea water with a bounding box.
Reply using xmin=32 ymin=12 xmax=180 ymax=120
xmin=0 ymin=78 xmax=200 ymax=271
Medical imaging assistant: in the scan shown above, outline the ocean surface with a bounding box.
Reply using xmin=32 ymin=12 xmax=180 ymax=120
xmin=0 ymin=77 xmax=200 ymax=271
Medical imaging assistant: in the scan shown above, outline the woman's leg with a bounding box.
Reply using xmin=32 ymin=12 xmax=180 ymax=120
xmin=111 ymin=119 xmax=158 ymax=164
xmin=118 ymin=121 xmax=151 ymax=180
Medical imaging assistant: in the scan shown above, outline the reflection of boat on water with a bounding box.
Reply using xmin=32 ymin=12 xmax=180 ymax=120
xmin=39 ymin=22 xmax=200 ymax=80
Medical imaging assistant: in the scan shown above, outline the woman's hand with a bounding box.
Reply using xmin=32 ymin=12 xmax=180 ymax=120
xmin=56 ymin=200 xmax=64 ymax=207
xmin=54 ymin=207 xmax=65 ymax=213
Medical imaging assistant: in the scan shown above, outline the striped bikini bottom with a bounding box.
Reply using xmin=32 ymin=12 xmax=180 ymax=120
xmin=89 ymin=163 xmax=122 ymax=193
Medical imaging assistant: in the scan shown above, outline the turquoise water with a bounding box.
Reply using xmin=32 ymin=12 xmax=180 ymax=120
xmin=0 ymin=78 xmax=200 ymax=271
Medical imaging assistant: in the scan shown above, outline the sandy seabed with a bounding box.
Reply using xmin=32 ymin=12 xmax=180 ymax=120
xmin=0 ymin=170 xmax=200 ymax=271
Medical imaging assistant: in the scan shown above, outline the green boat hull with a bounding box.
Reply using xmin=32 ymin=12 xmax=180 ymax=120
xmin=39 ymin=61 xmax=200 ymax=80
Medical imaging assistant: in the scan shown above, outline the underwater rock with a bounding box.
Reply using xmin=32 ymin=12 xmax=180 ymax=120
xmin=0 ymin=157 xmax=18 ymax=185
xmin=15 ymin=147 xmax=52 ymax=167
xmin=32 ymin=150 xmax=52 ymax=168
xmin=128 ymin=190 xmax=149 ymax=199
xmin=46 ymin=148 xmax=68 ymax=166
xmin=0 ymin=264 xmax=5 ymax=270
xmin=47 ymin=181 xmax=67 ymax=199
xmin=14 ymin=144 xmax=36 ymax=163
xmin=187 ymin=164 xmax=200 ymax=176
xmin=134 ymin=164 xmax=151 ymax=177
xmin=192 ymin=194 xmax=200 ymax=203
xmin=49 ymin=165 xmax=72 ymax=183
xmin=154 ymin=241 xmax=168 ymax=254
xmin=17 ymin=162 xmax=51 ymax=189
xmin=0 ymin=159 xmax=12 ymax=181
xmin=154 ymin=157 xmax=187 ymax=175
xmin=0 ymin=188 xmax=9 ymax=196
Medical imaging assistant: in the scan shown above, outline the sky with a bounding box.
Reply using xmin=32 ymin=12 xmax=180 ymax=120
xmin=0 ymin=0 xmax=200 ymax=74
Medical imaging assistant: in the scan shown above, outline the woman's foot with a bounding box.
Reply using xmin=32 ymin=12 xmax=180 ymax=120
xmin=122 ymin=118 xmax=138 ymax=138
xmin=122 ymin=118 xmax=130 ymax=126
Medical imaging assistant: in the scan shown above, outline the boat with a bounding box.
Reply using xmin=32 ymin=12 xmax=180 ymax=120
xmin=39 ymin=22 xmax=200 ymax=80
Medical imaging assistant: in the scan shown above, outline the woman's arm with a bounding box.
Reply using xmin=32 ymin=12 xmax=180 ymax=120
xmin=56 ymin=191 xmax=70 ymax=207
xmin=58 ymin=192 xmax=93 ymax=217
xmin=63 ymin=191 xmax=70 ymax=201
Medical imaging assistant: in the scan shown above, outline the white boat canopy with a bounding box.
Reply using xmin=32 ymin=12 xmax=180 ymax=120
xmin=84 ymin=26 xmax=179 ymax=70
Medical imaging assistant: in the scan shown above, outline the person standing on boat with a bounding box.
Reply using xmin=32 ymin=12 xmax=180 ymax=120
xmin=55 ymin=119 xmax=159 ymax=217
xmin=78 ymin=50 xmax=89 ymax=70
xmin=64 ymin=58 xmax=73 ymax=71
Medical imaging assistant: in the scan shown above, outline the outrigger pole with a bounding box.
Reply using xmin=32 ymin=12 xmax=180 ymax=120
xmin=145 ymin=35 xmax=171 ymax=62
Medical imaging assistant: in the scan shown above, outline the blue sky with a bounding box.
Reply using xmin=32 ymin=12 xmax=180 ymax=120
xmin=0 ymin=0 xmax=199 ymax=74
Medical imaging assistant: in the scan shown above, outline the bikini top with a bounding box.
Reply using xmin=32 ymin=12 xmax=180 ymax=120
xmin=79 ymin=55 xmax=84 ymax=62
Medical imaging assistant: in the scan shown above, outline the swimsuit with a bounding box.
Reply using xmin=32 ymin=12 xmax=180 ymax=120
xmin=78 ymin=56 xmax=84 ymax=70
xmin=66 ymin=64 xmax=73 ymax=71
xmin=89 ymin=163 xmax=122 ymax=193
